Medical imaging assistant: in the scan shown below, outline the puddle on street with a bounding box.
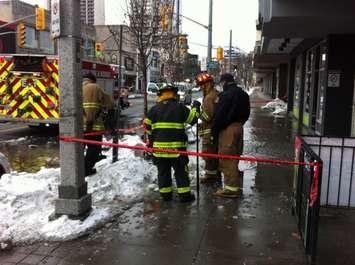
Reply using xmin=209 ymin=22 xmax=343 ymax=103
xmin=0 ymin=136 xmax=59 ymax=173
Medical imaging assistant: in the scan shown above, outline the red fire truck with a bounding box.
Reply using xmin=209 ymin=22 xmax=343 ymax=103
xmin=0 ymin=54 xmax=124 ymax=126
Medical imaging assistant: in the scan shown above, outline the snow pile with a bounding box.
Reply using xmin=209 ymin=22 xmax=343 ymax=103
xmin=247 ymin=87 xmax=260 ymax=98
xmin=0 ymin=137 xmax=27 ymax=144
xmin=261 ymin=98 xmax=287 ymax=115
xmin=0 ymin=135 xmax=156 ymax=244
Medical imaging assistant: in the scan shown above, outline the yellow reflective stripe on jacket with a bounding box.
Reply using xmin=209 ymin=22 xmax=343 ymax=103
xmin=177 ymin=187 xmax=191 ymax=194
xmin=153 ymin=141 xmax=187 ymax=148
xmin=225 ymin=185 xmax=240 ymax=192
xmin=201 ymin=111 xmax=210 ymax=122
xmin=160 ymin=187 xmax=172 ymax=193
xmin=153 ymin=153 xmax=180 ymax=158
xmin=152 ymin=122 xmax=184 ymax=130
xmin=93 ymin=124 xmax=105 ymax=130
xmin=144 ymin=118 xmax=152 ymax=125
xmin=83 ymin=102 xmax=101 ymax=109
xmin=199 ymin=129 xmax=211 ymax=135
xmin=185 ymin=107 xmax=198 ymax=124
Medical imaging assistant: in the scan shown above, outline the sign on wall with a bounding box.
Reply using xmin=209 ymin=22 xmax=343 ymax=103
xmin=327 ymin=71 xmax=341 ymax=88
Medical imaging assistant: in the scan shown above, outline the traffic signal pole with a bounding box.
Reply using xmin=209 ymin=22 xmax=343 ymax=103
xmin=229 ymin=30 xmax=232 ymax=73
xmin=112 ymin=24 xmax=123 ymax=163
xmin=54 ymin=0 xmax=92 ymax=220
xmin=207 ymin=0 xmax=213 ymax=66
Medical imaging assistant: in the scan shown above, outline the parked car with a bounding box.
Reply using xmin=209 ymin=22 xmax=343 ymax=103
xmin=147 ymin=82 xmax=160 ymax=95
xmin=0 ymin=152 xmax=10 ymax=178
xmin=176 ymin=82 xmax=193 ymax=102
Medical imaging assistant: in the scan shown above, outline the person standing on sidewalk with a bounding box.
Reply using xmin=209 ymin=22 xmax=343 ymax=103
xmin=144 ymin=83 xmax=200 ymax=202
xmin=195 ymin=73 xmax=220 ymax=183
xmin=212 ymin=73 xmax=250 ymax=198
xmin=82 ymin=72 xmax=113 ymax=176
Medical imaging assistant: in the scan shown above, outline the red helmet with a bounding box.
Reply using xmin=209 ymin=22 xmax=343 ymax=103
xmin=195 ymin=73 xmax=214 ymax=86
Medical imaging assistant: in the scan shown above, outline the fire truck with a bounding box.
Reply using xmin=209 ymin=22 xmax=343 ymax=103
xmin=0 ymin=54 xmax=123 ymax=126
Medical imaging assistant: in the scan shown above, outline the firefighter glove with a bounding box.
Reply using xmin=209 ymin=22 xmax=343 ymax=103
xmin=192 ymin=100 xmax=201 ymax=113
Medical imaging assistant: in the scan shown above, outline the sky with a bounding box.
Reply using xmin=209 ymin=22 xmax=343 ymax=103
xmin=22 ymin=0 xmax=258 ymax=59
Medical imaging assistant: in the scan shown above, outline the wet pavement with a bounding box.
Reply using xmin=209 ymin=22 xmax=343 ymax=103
xmin=0 ymin=91 xmax=313 ymax=265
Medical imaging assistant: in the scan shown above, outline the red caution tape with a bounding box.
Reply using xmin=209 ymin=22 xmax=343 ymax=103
xmin=309 ymin=162 xmax=321 ymax=207
xmin=59 ymin=135 xmax=317 ymax=167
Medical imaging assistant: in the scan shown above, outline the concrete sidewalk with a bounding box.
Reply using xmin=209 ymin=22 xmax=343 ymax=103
xmin=1 ymin=92 xmax=309 ymax=265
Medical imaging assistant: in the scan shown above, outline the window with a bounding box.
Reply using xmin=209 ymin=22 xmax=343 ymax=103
xmin=124 ymin=57 xmax=134 ymax=71
xmin=24 ymin=26 xmax=37 ymax=49
xmin=40 ymin=31 xmax=55 ymax=53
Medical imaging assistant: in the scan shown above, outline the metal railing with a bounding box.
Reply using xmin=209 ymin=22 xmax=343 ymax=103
xmin=293 ymin=136 xmax=323 ymax=264
xmin=303 ymin=136 xmax=355 ymax=208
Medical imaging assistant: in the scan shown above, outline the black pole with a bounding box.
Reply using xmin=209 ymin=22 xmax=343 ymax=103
xmin=113 ymin=25 xmax=123 ymax=163
xmin=196 ymin=122 xmax=200 ymax=200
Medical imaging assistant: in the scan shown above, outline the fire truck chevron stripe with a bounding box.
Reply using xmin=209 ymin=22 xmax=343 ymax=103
xmin=36 ymin=79 xmax=53 ymax=103
xmin=0 ymin=61 xmax=13 ymax=79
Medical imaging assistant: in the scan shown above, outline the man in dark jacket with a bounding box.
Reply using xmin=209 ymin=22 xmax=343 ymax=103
xmin=144 ymin=83 xmax=200 ymax=202
xmin=212 ymin=73 xmax=250 ymax=198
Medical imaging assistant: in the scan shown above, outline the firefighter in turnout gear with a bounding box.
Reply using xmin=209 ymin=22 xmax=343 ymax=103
xmin=195 ymin=73 xmax=220 ymax=183
xmin=144 ymin=83 xmax=200 ymax=202
xmin=212 ymin=73 xmax=250 ymax=198
xmin=82 ymin=72 xmax=114 ymax=176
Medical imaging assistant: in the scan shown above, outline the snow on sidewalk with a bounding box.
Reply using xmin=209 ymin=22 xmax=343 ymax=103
xmin=0 ymin=135 xmax=157 ymax=244
xmin=261 ymin=98 xmax=287 ymax=116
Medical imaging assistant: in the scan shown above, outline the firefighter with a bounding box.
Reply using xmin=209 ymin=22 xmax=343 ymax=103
xmin=212 ymin=73 xmax=250 ymax=198
xmin=144 ymin=83 xmax=200 ymax=202
xmin=82 ymin=72 xmax=114 ymax=176
xmin=195 ymin=73 xmax=220 ymax=183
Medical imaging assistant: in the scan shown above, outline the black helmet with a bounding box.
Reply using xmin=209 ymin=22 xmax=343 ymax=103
xmin=219 ymin=73 xmax=234 ymax=84
xmin=157 ymin=83 xmax=178 ymax=95
xmin=83 ymin=72 xmax=96 ymax=82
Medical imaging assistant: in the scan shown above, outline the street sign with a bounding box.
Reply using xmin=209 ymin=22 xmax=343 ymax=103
xmin=51 ymin=0 xmax=60 ymax=38
xmin=328 ymin=71 xmax=341 ymax=87
xmin=207 ymin=61 xmax=218 ymax=70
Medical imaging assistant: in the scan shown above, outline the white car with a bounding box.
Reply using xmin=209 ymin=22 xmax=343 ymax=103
xmin=146 ymin=82 xmax=160 ymax=95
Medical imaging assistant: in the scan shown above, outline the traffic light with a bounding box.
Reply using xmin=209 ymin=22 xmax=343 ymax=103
xmin=160 ymin=4 xmax=171 ymax=32
xmin=95 ymin=42 xmax=103 ymax=58
xmin=217 ymin=47 xmax=224 ymax=61
xmin=35 ymin=7 xmax=46 ymax=31
xmin=17 ymin=22 xmax=26 ymax=48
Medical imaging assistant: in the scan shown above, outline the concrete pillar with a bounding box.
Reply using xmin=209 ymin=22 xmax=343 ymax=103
xmin=54 ymin=0 xmax=92 ymax=219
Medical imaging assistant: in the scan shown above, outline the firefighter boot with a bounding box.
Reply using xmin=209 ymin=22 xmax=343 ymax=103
xmin=161 ymin=192 xmax=173 ymax=202
xmin=179 ymin=192 xmax=195 ymax=203
xmin=213 ymin=188 xmax=242 ymax=198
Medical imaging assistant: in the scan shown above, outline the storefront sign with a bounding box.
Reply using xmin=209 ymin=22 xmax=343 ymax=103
xmin=328 ymin=71 xmax=341 ymax=87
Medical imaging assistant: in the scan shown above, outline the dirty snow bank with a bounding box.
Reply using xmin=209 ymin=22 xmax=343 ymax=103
xmin=261 ymin=98 xmax=287 ymax=115
xmin=0 ymin=135 xmax=156 ymax=244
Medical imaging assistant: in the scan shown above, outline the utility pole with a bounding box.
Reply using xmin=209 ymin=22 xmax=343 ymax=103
xmin=54 ymin=0 xmax=92 ymax=220
xmin=176 ymin=0 xmax=181 ymax=81
xmin=207 ymin=0 xmax=213 ymax=66
xmin=112 ymin=24 xmax=123 ymax=163
xmin=229 ymin=30 xmax=232 ymax=73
